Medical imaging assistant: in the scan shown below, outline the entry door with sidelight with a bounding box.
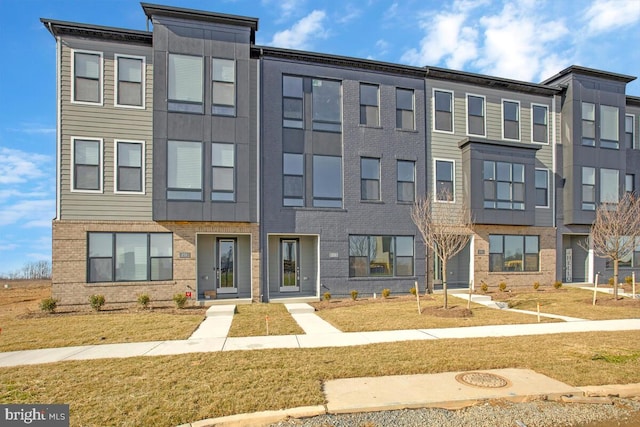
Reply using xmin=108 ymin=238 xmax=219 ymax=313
xmin=217 ymin=239 xmax=236 ymax=294
xmin=280 ymin=239 xmax=300 ymax=292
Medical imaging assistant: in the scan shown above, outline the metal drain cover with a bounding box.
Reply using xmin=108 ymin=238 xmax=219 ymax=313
xmin=455 ymin=372 xmax=511 ymax=389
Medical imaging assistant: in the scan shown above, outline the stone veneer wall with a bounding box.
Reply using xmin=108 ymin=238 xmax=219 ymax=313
xmin=52 ymin=220 xmax=260 ymax=306
xmin=473 ymin=225 xmax=556 ymax=289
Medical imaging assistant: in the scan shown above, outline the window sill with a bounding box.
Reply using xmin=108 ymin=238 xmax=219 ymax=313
xmin=361 ymin=200 xmax=384 ymax=204
xmin=488 ymin=271 xmax=540 ymax=275
xmin=349 ymin=276 xmax=416 ymax=281
xmin=87 ymin=280 xmax=176 ymax=286
xmin=396 ymin=128 xmax=418 ymax=133
xmin=359 ymin=124 xmax=383 ymax=129
xmin=281 ymin=207 xmax=347 ymax=213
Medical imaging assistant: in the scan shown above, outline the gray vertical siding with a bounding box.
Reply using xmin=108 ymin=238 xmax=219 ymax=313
xmin=59 ymin=39 xmax=153 ymax=220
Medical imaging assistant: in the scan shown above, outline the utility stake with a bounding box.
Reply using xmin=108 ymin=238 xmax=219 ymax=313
xmin=537 ymin=301 xmax=540 ymax=323
xmin=265 ymin=315 xmax=269 ymax=336
xmin=593 ymin=273 xmax=599 ymax=306
xmin=633 ymin=272 xmax=636 ymax=300
xmin=415 ymin=281 xmax=421 ymax=315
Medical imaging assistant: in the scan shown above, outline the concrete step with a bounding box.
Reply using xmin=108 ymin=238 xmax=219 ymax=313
xmin=285 ymin=303 xmax=316 ymax=314
xmin=206 ymin=305 xmax=236 ymax=317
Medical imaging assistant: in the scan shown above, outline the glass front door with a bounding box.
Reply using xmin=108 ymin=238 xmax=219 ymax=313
xmin=281 ymin=239 xmax=299 ymax=292
xmin=217 ymin=239 xmax=236 ymax=293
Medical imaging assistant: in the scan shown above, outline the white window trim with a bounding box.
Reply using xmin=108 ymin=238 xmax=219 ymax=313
xmin=71 ymin=49 xmax=103 ymax=106
xmin=433 ymin=158 xmax=456 ymax=203
xmin=531 ymin=103 xmax=549 ymax=145
xmin=535 ymin=168 xmax=550 ymax=209
xmin=501 ymin=98 xmax=521 ymax=142
xmin=626 ymin=114 xmax=636 ymax=149
xmin=70 ymin=137 xmax=103 ymax=193
xmin=466 ymin=93 xmax=487 ymax=138
xmin=432 ymin=88 xmax=455 ymax=134
xmin=114 ymin=54 xmax=146 ymax=109
xmin=114 ymin=139 xmax=145 ymax=195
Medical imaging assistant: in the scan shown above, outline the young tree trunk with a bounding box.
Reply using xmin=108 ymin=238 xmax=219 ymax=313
xmin=425 ymin=244 xmax=433 ymax=294
xmin=613 ymin=259 xmax=619 ymax=300
xmin=442 ymin=258 xmax=448 ymax=309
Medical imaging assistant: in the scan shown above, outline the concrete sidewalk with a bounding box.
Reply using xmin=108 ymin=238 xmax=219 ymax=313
xmin=1 ymin=317 xmax=639 ymax=368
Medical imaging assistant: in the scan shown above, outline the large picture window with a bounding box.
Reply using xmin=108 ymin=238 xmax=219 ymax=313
xmin=115 ymin=55 xmax=144 ymax=107
xmin=600 ymin=105 xmax=619 ymax=149
xmin=167 ymin=140 xmax=202 ymax=200
xmin=168 ymin=54 xmax=203 ymax=113
xmin=489 ymin=235 xmax=539 ymax=272
xmin=212 ymin=58 xmax=235 ymax=116
xmin=483 ymin=161 xmax=524 ymax=210
xmin=600 ymin=168 xmax=619 ymax=204
xmin=606 ymin=237 xmax=640 ymax=269
xmin=313 ymin=155 xmax=342 ymax=207
xmin=88 ymin=232 xmax=172 ymax=283
xmin=73 ymin=51 xmax=101 ymax=104
xmin=349 ymin=235 xmax=414 ymax=277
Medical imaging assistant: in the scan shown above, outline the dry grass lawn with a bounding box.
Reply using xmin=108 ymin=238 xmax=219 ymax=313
xmin=0 ymin=281 xmax=205 ymax=352
xmin=490 ymin=287 xmax=640 ymax=320
xmin=1 ymin=331 xmax=639 ymax=427
xmin=227 ymin=303 xmax=304 ymax=336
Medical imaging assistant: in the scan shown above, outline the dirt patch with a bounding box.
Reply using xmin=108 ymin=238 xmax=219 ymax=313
xmin=592 ymin=297 xmax=640 ymax=308
xmin=421 ymin=305 xmax=473 ymax=318
xmin=0 ymin=281 xmax=51 ymax=317
xmin=311 ymin=294 xmax=423 ymax=311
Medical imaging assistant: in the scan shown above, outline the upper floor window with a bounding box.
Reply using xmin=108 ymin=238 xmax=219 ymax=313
xmin=361 ymin=157 xmax=380 ymax=201
xmin=502 ymin=100 xmax=520 ymax=140
xmin=582 ymin=102 xmax=596 ymax=146
xmin=313 ymin=155 xmax=342 ymax=207
xmin=211 ymin=143 xmax=235 ymax=201
xmin=73 ymin=51 xmax=102 ymax=104
xmin=115 ymin=140 xmax=143 ymax=193
xmin=72 ymin=138 xmax=102 ymax=192
xmin=489 ymin=234 xmax=539 ymax=272
xmin=397 ymin=160 xmax=415 ymax=203
xmin=600 ymin=168 xmax=619 ymax=203
xmin=283 ymin=76 xmax=303 ymax=129
xmin=360 ymin=84 xmax=379 ymax=126
xmin=600 ymin=105 xmax=619 ymax=149
xmin=396 ymin=88 xmax=415 ymax=130
xmin=88 ymin=232 xmax=173 ymax=283
xmin=434 ymin=90 xmax=453 ymax=132
xmin=626 ymin=174 xmax=635 ymax=194
xmin=625 ymin=114 xmax=635 ymax=149
xmin=312 ymin=79 xmax=341 ymax=132
xmin=435 ymin=159 xmax=454 ymax=201
xmin=167 ymin=140 xmax=202 ymax=200
xmin=582 ymin=166 xmax=596 ymax=210
xmin=535 ymin=168 xmax=549 ymax=207
xmin=483 ymin=161 xmax=524 ymax=210
xmin=212 ymin=58 xmax=235 ymax=116
xmin=283 ymin=153 xmax=304 ymax=206
xmin=115 ymin=55 xmax=144 ymax=108
xmin=467 ymin=94 xmax=486 ymax=136
xmin=532 ymin=104 xmax=548 ymax=143
xmin=168 ymin=54 xmax=203 ymax=113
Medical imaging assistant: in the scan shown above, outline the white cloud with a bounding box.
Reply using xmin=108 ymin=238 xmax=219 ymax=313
xmin=269 ymin=10 xmax=328 ymax=50
xmin=336 ymin=5 xmax=362 ymax=24
xmin=0 ymin=147 xmax=51 ymax=184
xmin=583 ymin=0 xmax=640 ymax=35
xmin=27 ymin=252 xmax=51 ymax=261
xmin=0 ymin=243 xmax=19 ymax=251
xmin=7 ymin=125 xmax=55 ymax=135
xmin=375 ymin=39 xmax=390 ymax=56
xmin=0 ymin=199 xmax=55 ymax=227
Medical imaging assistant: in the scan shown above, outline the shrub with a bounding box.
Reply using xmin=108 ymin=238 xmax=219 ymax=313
xmin=553 ymin=281 xmax=563 ymax=289
xmin=381 ymin=288 xmax=391 ymax=298
xmin=409 ymin=287 xmax=417 ymax=296
xmin=608 ymin=277 xmax=615 ymax=286
xmin=480 ymin=281 xmax=488 ymax=293
xmin=350 ymin=290 xmax=358 ymax=301
xmin=40 ymin=297 xmax=58 ymax=313
xmin=533 ymin=282 xmax=540 ymax=291
xmin=137 ymin=293 xmax=151 ymax=309
xmin=89 ymin=294 xmax=105 ymax=312
xmin=498 ymin=282 xmax=507 ymax=292
xmin=173 ymin=293 xmax=187 ymax=309
xmin=323 ymin=292 xmax=331 ymax=301
xmin=625 ymin=276 xmax=633 ymax=285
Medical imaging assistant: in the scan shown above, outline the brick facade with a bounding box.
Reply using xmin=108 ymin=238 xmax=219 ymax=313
xmin=52 ymin=220 xmax=260 ymax=306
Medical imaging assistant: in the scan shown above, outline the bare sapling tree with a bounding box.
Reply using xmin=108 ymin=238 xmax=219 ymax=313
xmin=585 ymin=192 xmax=640 ymax=300
xmin=411 ymin=190 xmax=473 ymax=309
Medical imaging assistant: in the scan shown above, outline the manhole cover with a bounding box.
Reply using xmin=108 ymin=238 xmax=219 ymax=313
xmin=455 ymin=372 xmax=511 ymax=388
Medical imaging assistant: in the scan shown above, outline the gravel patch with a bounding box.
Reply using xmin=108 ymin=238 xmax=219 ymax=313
xmin=270 ymin=398 xmax=640 ymax=427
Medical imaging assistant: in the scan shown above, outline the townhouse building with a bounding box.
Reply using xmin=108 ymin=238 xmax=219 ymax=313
xmin=41 ymin=3 xmax=640 ymax=306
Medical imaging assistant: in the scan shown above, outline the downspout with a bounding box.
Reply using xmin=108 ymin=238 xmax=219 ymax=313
xmin=52 ymin=26 xmax=61 ymax=221
xmin=257 ymin=48 xmax=265 ymax=302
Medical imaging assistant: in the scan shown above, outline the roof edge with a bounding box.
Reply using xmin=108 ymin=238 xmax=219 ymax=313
xmin=542 ymin=65 xmax=636 ymax=85
xmin=40 ymin=18 xmax=152 ymax=44
xmin=140 ymin=2 xmax=258 ymax=31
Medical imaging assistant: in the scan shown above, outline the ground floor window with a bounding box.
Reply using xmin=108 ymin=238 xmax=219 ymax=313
xmin=88 ymin=232 xmax=173 ymax=282
xmin=489 ymin=234 xmax=539 ymax=272
xmin=606 ymin=237 xmax=640 ymax=269
xmin=349 ymin=235 xmax=414 ymax=277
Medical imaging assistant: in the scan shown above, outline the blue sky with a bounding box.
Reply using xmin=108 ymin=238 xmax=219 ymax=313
xmin=0 ymin=0 xmax=639 ymax=275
